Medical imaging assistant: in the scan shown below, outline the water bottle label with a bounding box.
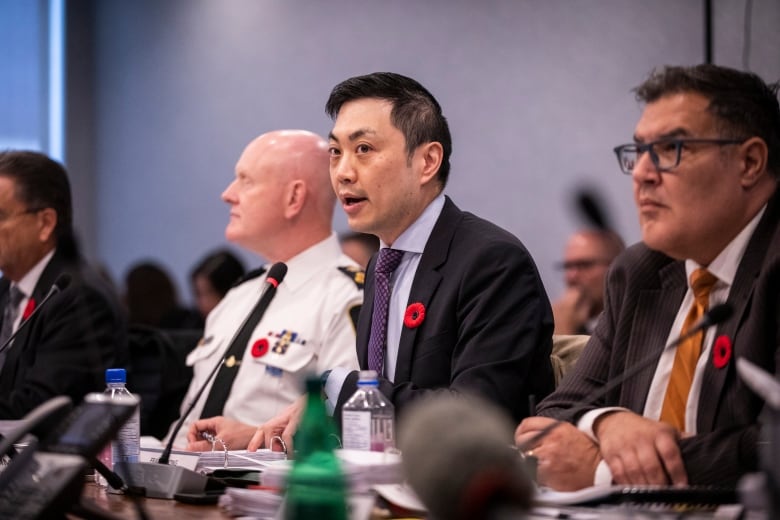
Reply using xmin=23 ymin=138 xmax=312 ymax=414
xmin=342 ymin=410 xmax=371 ymax=450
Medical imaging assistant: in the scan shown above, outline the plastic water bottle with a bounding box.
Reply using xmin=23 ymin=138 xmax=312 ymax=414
xmin=341 ymin=370 xmax=395 ymax=452
xmin=96 ymin=368 xmax=140 ymax=490
xmin=284 ymin=376 xmax=347 ymax=520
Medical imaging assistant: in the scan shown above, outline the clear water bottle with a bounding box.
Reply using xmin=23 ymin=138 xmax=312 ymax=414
xmin=96 ymin=368 xmax=140 ymax=490
xmin=341 ymin=370 xmax=395 ymax=451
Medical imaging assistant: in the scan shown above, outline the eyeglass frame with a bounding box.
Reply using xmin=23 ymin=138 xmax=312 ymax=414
xmin=613 ymin=137 xmax=748 ymax=175
xmin=555 ymin=259 xmax=612 ymax=271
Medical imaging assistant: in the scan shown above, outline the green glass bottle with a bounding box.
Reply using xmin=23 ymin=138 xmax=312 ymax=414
xmin=284 ymin=376 xmax=348 ymax=520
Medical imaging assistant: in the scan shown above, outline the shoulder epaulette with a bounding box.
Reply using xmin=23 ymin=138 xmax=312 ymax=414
xmin=338 ymin=266 xmax=365 ymax=289
xmin=232 ymin=266 xmax=267 ymax=288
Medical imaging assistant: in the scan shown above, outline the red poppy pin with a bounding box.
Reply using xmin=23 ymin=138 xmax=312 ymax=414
xmin=22 ymin=298 xmax=36 ymax=320
xmin=251 ymin=338 xmax=269 ymax=358
xmin=404 ymin=302 xmax=426 ymax=329
xmin=712 ymin=335 xmax=732 ymax=369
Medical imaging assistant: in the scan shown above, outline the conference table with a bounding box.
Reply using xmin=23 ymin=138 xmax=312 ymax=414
xmin=73 ymin=483 xmax=229 ymax=519
xmin=73 ymin=482 xmax=756 ymax=520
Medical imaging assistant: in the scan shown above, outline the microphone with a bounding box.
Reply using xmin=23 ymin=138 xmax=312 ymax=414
xmin=116 ymin=262 xmax=288 ymax=499
xmin=576 ymin=188 xmax=610 ymax=230
xmin=0 ymin=274 xmax=72 ymax=357
xmin=518 ymin=302 xmax=734 ymax=452
xmin=399 ymin=394 xmax=535 ymax=520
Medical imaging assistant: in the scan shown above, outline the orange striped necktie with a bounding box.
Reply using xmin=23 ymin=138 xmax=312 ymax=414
xmin=659 ymin=268 xmax=718 ymax=432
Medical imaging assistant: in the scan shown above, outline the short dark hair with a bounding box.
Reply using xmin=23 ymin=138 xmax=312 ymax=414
xmin=634 ymin=64 xmax=780 ymax=179
xmin=0 ymin=150 xmax=73 ymax=241
xmin=325 ymin=72 xmax=453 ymax=187
xmin=190 ymin=249 xmax=246 ymax=298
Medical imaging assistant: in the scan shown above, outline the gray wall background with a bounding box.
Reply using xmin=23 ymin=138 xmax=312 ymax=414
xmin=64 ymin=0 xmax=780 ymax=304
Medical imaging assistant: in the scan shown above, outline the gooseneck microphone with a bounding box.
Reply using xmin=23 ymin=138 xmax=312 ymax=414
xmin=518 ymin=302 xmax=734 ymax=453
xmin=0 ymin=274 xmax=72 ymax=357
xmin=117 ymin=262 xmax=288 ymax=499
xmin=400 ymin=395 xmax=535 ymax=520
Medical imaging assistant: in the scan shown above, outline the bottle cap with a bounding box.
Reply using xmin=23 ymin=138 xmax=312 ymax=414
xmin=357 ymin=370 xmax=378 ymax=383
xmin=106 ymin=368 xmax=127 ymax=383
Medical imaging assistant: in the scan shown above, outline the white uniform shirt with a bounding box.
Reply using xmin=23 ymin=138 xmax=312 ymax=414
xmin=168 ymin=233 xmax=362 ymax=446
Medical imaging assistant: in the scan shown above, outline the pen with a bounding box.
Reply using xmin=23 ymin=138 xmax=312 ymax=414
xmin=528 ymin=394 xmax=536 ymax=416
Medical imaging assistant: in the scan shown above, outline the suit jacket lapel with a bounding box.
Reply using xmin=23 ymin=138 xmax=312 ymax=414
xmin=3 ymin=249 xmax=66 ymax=366
xmin=394 ymin=197 xmax=460 ymax=382
xmin=697 ymin=195 xmax=778 ymax=432
xmin=356 ymin=254 xmax=376 ymax=369
xmin=622 ymin=262 xmax=686 ymax=412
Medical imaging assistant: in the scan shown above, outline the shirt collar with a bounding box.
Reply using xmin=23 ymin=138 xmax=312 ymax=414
xmin=17 ymin=249 xmax=56 ymax=298
xmin=685 ymin=204 xmax=767 ymax=287
xmin=380 ymin=193 xmax=446 ymax=254
xmin=274 ymin=232 xmax=344 ymax=291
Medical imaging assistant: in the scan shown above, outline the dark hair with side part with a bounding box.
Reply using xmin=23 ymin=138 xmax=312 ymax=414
xmin=190 ymin=249 xmax=246 ymax=298
xmin=325 ymin=72 xmax=453 ymax=187
xmin=634 ymin=64 xmax=780 ymax=180
xmin=0 ymin=150 xmax=73 ymax=241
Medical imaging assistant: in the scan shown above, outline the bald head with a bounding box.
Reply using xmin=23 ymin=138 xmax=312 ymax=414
xmin=222 ymin=130 xmax=336 ymax=261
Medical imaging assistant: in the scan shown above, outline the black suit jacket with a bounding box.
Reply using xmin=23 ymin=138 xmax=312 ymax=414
xmin=336 ymin=197 xmax=555 ymax=424
xmin=538 ymin=191 xmax=780 ymax=485
xmin=0 ymin=249 xmax=128 ymax=419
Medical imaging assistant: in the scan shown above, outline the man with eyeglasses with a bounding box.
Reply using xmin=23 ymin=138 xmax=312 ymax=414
xmin=0 ymin=151 xmax=127 ymax=418
xmin=517 ymin=64 xmax=780 ymax=490
xmin=552 ymin=229 xmax=625 ymax=335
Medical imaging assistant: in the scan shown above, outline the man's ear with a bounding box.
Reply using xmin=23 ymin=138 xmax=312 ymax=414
xmin=37 ymin=208 xmax=57 ymax=243
xmin=739 ymin=137 xmax=769 ymax=189
xmin=417 ymin=141 xmax=444 ymax=187
xmin=284 ymin=180 xmax=306 ymax=219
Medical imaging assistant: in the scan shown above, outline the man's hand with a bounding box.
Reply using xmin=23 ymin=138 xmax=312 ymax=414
xmin=247 ymin=396 xmax=305 ymax=453
xmin=185 ymin=416 xmax=257 ymax=452
xmin=552 ymin=287 xmax=590 ymax=334
xmin=594 ymin=411 xmax=687 ymax=486
xmin=515 ymin=416 xmax=601 ymax=491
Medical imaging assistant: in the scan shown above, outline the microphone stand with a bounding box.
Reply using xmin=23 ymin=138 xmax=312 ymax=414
xmin=518 ymin=303 xmax=734 ymax=453
xmin=736 ymin=358 xmax=780 ymax=518
xmin=116 ymin=262 xmax=288 ymax=499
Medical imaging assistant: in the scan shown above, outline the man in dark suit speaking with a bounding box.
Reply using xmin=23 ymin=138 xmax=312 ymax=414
xmin=250 ymin=72 xmax=554 ymax=449
xmin=517 ymin=64 xmax=780 ymax=489
xmin=0 ymin=151 xmax=127 ymax=419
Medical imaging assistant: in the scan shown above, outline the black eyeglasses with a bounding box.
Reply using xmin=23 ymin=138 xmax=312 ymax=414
xmin=613 ymin=138 xmax=747 ymax=175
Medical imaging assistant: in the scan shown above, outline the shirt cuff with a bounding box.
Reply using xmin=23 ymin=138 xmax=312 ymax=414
xmin=577 ymin=407 xmax=629 ymax=443
xmin=594 ymin=460 xmax=613 ymax=486
xmin=323 ymin=366 xmax=351 ymax=416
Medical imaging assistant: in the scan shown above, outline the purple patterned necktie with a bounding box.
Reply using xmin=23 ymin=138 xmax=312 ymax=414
xmin=368 ymin=248 xmax=404 ymax=374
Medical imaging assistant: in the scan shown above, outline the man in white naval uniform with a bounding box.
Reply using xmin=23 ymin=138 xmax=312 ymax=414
xmin=165 ymin=130 xmax=363 ymax=450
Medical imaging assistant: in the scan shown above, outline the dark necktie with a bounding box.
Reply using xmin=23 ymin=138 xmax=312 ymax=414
xmin=200 ymin=270 xmax=268 ymax=418
xmin=367 ymin=248 xmax=404 ymax=374
xmin=0 ymin=286 xmax=25 ymax=372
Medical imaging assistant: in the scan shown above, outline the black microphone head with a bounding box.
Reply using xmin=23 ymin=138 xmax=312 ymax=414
xmin=266 ymin=262 xmax=287 ymax=286
xmin=705 ymin=302 xmax=733 ymax=327
xmin=399 ymin=395 xmax=534 ymax=520
xmin=575 ymin=188 xmax=610 ymax=230
xmin=54 ymin=273 xmax=72 ymax=292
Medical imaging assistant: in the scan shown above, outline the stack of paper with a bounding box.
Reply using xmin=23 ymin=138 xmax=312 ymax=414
xmin=197 ymin=449 xmax=287 ymax=472
xmin=259 ymin=449 xmax=403 ymax=491
xmin=219 ymin=487 xmax=283 ymax=519
xmin=138 ymin=446 xmax=286 ymax=474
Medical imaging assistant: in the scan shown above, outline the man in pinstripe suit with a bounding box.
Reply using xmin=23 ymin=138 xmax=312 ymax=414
xmin=516 ymin=64 xmax=780 ymax=490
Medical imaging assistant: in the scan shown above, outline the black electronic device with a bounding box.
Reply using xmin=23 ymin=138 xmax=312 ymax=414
xmin=0 ymin=393 xmax=138 ymax=519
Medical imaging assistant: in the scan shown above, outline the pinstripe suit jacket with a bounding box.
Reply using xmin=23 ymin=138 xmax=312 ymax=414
xmin=538 ymin=191 xmax=780 ymax=486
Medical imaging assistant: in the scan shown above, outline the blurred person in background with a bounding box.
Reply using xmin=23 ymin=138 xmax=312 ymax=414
xmin=189 ymin=248 xmax=246 ymax=319
xmin=552 ymin=229 xmax=624 ymax=334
